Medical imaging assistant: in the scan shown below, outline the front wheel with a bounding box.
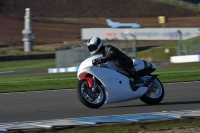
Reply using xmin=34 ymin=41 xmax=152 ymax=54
xmin=76 ymin=80 xmax=106 ymax=109
xmin=140 ymin=75 xmax=164 ymax=105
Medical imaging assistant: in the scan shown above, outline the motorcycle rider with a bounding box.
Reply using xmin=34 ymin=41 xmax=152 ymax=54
xmin=86 ymin=37 xmax=142 ymax=89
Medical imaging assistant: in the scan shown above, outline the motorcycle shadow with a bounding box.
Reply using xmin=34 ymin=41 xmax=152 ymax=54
xmin=101 ymin=104 xmax=148 ymax=109
xmin=159 ymin=100 xmax=200 ymax=106
xmin=101 ymin=100 xmax=200 ymax=109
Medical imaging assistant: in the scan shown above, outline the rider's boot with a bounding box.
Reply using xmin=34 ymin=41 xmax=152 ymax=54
xmin=128 ymin=68 xmax=143 ymax=91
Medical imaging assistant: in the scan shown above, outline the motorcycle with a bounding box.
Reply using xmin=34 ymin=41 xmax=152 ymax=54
xmin=76 ymin=54 xmax=164 ymax=109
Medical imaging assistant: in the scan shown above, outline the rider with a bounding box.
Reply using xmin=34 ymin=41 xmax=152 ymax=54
xmin=86 ymin=37 xmax=142 ymax=88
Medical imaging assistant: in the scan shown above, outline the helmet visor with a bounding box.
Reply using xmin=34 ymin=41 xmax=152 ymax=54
xmin=88 ymin=45 xmax=97 ymax=53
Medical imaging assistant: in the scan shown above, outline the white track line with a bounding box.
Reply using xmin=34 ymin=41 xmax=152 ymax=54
xmin=0 ymin=71 xmax=14 ymax=74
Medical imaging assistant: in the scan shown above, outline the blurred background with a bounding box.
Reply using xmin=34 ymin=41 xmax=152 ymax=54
xmin=0 ymin=0 xmax=200 ymax=69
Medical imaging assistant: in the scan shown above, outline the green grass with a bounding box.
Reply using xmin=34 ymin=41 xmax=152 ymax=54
xmin=155 ymin=68 xmax=200 ymax=82
xmin=1 ymin=65 xmax=200 ymax=93
xmin=0 ymin=73 xmax=78 ymax=93
xmin=0 ymin=59 xmax=55 ymax=72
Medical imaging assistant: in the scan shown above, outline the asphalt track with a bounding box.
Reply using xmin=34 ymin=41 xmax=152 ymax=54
xmin=0 ymin=81 xmax=200 ymax=123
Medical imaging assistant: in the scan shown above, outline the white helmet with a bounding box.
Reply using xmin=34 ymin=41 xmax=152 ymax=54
xmin=87 ymin=37 xmax=103 ymax=55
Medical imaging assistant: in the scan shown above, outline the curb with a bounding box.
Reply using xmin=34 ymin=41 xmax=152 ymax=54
xmin=48 ymin=66 xmax=79 ymax=73
xmin=0 ymin=109 xmax=200 ymax=132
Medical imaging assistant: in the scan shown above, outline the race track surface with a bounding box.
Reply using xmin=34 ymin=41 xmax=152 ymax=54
xmin=0 ymin=81 xmax=200 ymax=123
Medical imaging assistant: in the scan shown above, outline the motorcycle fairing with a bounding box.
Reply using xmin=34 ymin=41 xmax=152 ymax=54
xmin=78 ymin=55 xmax=148 ymax=104
xmin=133 ymin=59 xmax=157 ymax=72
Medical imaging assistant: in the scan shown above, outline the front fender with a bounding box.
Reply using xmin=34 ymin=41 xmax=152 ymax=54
xmin=77 ymin=67 xmax=109 ymax=104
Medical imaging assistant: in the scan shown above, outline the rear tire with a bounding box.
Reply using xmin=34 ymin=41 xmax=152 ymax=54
xmin=140 ymin=75 xmax=164 ymax=105
xmin=76 ymin=80 xmax=106 ymax=109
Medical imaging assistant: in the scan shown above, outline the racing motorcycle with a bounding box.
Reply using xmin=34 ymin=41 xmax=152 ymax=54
xmin=76 ymin=54 xmax=164 ymax=109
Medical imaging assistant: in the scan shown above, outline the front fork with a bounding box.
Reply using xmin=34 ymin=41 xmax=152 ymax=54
xmin=85 ymin=76 xmax=97 ymax=92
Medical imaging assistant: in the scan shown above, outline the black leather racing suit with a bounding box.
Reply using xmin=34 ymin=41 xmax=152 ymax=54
xmin=98 ymin=45 xmax=134 ymax=76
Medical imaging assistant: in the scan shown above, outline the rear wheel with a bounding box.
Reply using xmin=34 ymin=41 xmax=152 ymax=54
xmin=140 ymin=75 xmax=164 ymax=105
xmin=76 ymin=80 xmax=106 ymax=109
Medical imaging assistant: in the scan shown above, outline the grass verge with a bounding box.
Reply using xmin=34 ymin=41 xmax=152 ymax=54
xmin=0 ymin=59 xmax=55 ymax=72
xmin=0 ymin=66 xmax=200 ymax=93
xmin=0 ymin=73 xmax=77 ymax=93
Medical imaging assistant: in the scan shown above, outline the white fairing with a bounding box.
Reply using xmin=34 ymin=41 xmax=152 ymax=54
xmin=133 ymin=59 xmax=157 ymax=72
xmin=77 ymin=55 xmax=148 ymax=104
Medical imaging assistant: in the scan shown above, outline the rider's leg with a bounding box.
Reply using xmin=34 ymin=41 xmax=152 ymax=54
xmin=126 ymin=68 xmax=142 ymax=83
xmin=116 ymin=56 xmax=141 ymax=83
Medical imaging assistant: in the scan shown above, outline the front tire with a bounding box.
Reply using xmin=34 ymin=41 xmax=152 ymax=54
xmin=76 ymin=80 xmax=106 ymax=109
xmin=140 ymin=75 xmax=164 ymax=105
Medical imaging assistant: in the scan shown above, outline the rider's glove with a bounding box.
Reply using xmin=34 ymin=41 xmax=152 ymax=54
xmin=92 ymin=57 xmax=107 ymax=65
xmin=92 ymin=58 xmax=101 ymax=65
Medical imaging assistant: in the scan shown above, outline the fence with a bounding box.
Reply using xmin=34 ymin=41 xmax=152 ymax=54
xmin=56 ymin=40 xmax=136 ymax=68
xmin=56 ymin=36 xmax=200 ymax=67
xmin=138 ymin=36 xmax=200 ymax=62
xmin=56 ymin=46 xmax=90 ymax=68
xmin=186 ymin=36 xmax=200 ymax=55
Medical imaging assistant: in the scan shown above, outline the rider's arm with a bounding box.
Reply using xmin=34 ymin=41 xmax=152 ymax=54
xmin=104 ymin=45 xmax=118 ymax=61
